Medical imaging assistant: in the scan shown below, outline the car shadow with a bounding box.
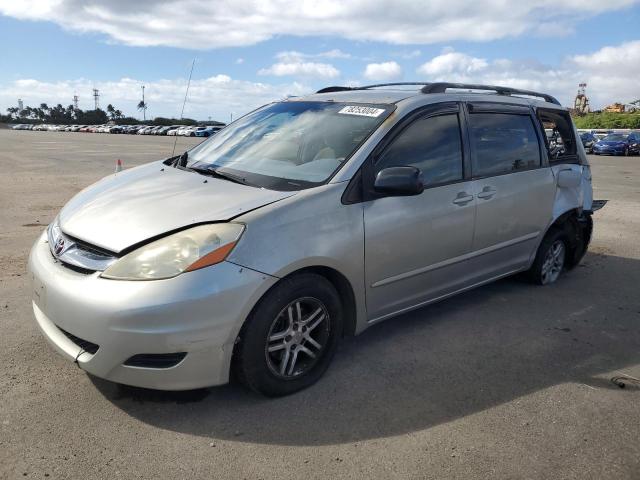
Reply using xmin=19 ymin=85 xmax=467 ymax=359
xmin=91 ymin=252 xmax=640 ymax=446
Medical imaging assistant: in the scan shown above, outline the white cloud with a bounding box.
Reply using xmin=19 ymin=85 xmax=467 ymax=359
xmin=1 ymin=0 xmax=638 ymax=48
xmin=0 ymin=76 xmax=309 ymax=121
xmin=363 ymin=61 xmax=402 ymax=81
xmin=274 ymin=50 xmax=351 ymax=63
xmin=417 ymin=51 xmax=488 ymax=77
xmin=318 ymin=49 xmax=352 ymax=59
xmin=235 ymin=58 xmax=244 ymax=64
xmin=258 ymin=49 xmax=348 ymax=78
xmin=396 ymin=49 xmax=421 ymax=60
xmin=258 ymin=62 xmax=340 ymax=78
xmin=414 ymin=41 xmax=640 ymax=108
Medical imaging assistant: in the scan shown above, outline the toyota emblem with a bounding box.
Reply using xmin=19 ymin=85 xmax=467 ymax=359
xmin=54 ymin=237 xmax=66 ymax=256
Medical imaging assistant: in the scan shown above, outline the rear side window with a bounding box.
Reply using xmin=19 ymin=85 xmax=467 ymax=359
xmin=537 ymin=109 xmax=577 ymax=162
xmin=376 ymin=113 xmax=463 ymax=187
xmin=469 ymin=113 xmax=541 ymax=177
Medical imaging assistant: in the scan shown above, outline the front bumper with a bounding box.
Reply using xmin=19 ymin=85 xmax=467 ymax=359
xmin=27 ymin=231 xmax=278 ymax=390
xmin=593 ymin=145 xmax=625 ymax=155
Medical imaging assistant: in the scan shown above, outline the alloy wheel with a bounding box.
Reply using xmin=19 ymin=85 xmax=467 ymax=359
xmin=541 ymin=239 xmax=565 ymax=285
xmin=265 ymin=297 xmax=330 ymax=378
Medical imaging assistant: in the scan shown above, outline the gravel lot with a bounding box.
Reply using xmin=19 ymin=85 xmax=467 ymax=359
xmin=1 ymin=130 xmax=639 ymax=479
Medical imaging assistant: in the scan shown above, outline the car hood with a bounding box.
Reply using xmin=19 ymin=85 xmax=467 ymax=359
xmin=59 ymin=161 xmax=296 ymax=253
xmin=597 ymin=141 xmax=625 ymax=146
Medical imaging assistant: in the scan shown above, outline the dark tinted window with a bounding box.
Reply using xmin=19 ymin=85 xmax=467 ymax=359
xmin=376 ymin=113 xmax=463 ymax=186
xmin=469 ymin=113 xmax=541 ymax=177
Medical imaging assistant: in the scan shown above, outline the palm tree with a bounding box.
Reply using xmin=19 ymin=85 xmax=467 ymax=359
xmin=137 ymin=100 xmax=147 ymax=121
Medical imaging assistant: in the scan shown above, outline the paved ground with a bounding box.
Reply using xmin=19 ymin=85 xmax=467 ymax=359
xmin=1 ymin=130 xmax=639 ymax=479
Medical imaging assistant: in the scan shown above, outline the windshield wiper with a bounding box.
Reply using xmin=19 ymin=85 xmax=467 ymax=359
xmin=188 ymin=165 xmax=258 ymax=187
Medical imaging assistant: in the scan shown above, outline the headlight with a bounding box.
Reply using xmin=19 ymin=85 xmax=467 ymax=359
xmin=101 ymin=223 xmax=244 ymax=280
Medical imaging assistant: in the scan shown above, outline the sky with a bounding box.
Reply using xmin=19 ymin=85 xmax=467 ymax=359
xmin=1 ymin=0 xmax=639 ymax=122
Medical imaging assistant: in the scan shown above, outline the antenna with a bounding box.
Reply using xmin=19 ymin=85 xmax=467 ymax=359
xmin=93 ymin=89 xmax=100 ymax=110
xmin=172 ymin=58 xmax=196 ymax=157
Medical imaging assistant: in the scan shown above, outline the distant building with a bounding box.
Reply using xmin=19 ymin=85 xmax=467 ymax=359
xmin=604 ymin=103 xmax=626 ymax=113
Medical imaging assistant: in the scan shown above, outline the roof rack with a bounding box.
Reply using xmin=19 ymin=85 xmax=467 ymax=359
xmin=316 ymin=83 xmax=430 ymax=94
xmin=315 ymin=82 xmax=561 ymax=105
xmin=420 ymin=82 xmax=561 ymax=105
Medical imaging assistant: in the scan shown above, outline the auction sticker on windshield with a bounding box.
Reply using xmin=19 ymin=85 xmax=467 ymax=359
xmin=338 ymin=105 xmax=385 ymax=117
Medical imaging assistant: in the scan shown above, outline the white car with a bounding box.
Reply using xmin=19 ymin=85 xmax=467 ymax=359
xmin=177 ymin=126 xmax=196 ymax=136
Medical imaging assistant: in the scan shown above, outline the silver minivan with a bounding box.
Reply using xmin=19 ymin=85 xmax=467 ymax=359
xmin=28 ymin=83 xmax=596 ymax=396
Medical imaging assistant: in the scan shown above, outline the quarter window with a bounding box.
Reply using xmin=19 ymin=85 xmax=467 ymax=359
xmin=469 ymin=113 xmax=541 ymax=177
xmin=537 ymin=109 xmax=577 ymax=161
xmin=376 ymin=113 xmax=463 ymax=187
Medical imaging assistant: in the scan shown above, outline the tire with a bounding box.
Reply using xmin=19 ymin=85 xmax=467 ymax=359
xmin=527 ymin=228 xmax=568 ymax=285
xmin=233 ymin=273 xmax=343 ymax=396
xmin=624 ymin=147 xmax=629 ymax=156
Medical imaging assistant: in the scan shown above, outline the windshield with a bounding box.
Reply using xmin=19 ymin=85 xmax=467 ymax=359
xmin=601 ymin=134 xmax=627 ymax=142
xmin=187 ymin=101 xmax=393 ymax=191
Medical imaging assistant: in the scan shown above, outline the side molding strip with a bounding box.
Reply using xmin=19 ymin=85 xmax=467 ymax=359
xmin=371 ymin=231 xmax=540 ymax=288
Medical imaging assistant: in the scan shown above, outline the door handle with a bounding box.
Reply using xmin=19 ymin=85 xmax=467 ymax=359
xmin=477 ymin=186 xmax=497 ymax=200
xmin=452 ymin=192 xmax=474 ymax=205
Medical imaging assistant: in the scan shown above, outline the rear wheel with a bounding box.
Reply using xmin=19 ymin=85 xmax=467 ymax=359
xmin=234 ymin=273 xmax=342 ymax=396
xmin=527 ymin=229 xmax=567 ymax=285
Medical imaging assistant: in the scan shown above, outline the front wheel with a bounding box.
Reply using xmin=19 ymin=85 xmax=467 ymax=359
xmin=527 ymin=229 xmax=567 ymax=285
xmin=233 ymin=273 xmax=343 ymax=396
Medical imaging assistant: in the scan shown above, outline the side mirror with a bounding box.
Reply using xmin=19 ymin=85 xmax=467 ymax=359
xmin=374 ymin=166 xmax=424 ymax=196
xmin=557 ymin=168 xmax=581 ymax=188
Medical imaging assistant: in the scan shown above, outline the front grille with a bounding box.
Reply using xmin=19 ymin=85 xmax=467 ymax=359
xmin=57 ymin=261 xmax=95 ymax=275
xmin=58 ymin=327 xmax=100 ymax=354
xmin=48 ymin=224 xmax=117 ymax=273
xmin=123 ymin=353 xmax=187 ymax=369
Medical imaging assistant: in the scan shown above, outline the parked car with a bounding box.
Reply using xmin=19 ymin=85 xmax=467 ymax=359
xmin=580 ymin=132 xmax=598 ymax=153
xmin=192 ymin=126 xmax=220 ymax=137
xmin=28 ymin=82 xmax=597 ymax=397
xmin=189 ymin=126 xmax=208 ymax=137
xmin=152 ymin=126 xmax=169 ymax=135
xmin=125 ymin=125 xmax=142 ymax=134
xmin=592 ymin=133 xmax=640 ymax=156
xmin=138 ymin=126 xmax=155 ymax=135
